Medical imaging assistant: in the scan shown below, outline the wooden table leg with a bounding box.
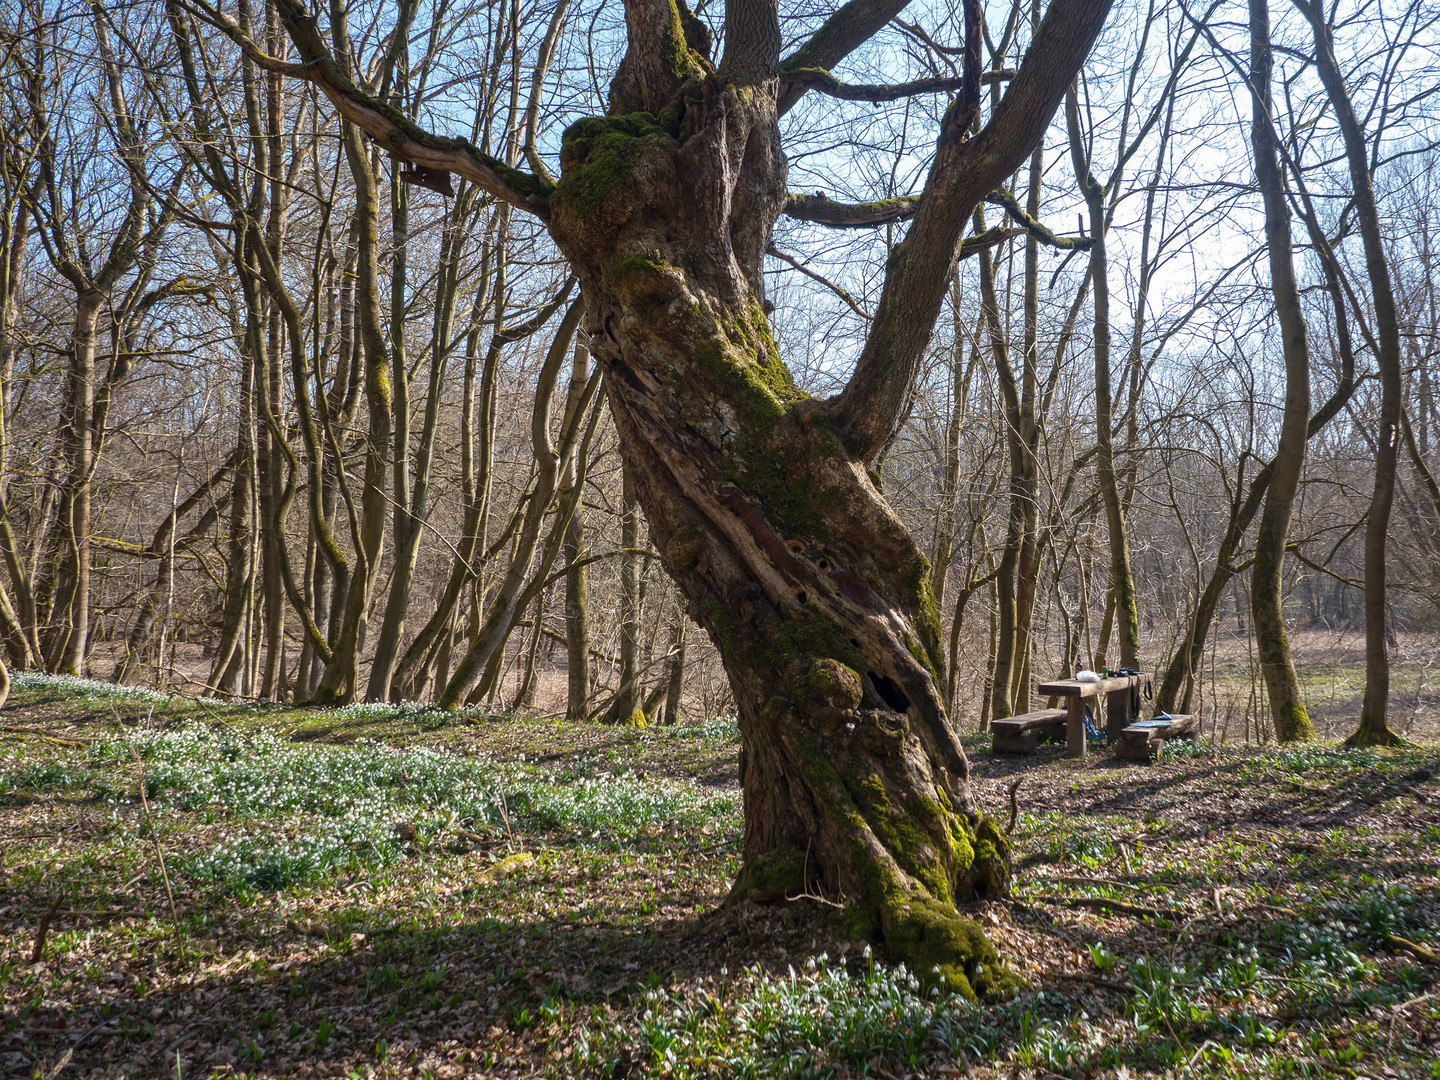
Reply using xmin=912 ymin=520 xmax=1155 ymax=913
xmin=1106 ymin=687 xmax=1130 ymax=744
xmin=1066 ymin=697 xmax=1086 ymax=758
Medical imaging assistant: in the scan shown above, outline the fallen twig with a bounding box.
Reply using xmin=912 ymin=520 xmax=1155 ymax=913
xmin=785 ymin=890 xmax=845 ymax=909
xmin=1 ymin=725 xmax=90 ymax=746
xmin=30 ymin=892 xmax=62 ymax=963
xmin=1391 ymin=991 xmax=1435 ymax=1013
xmin=1389 ymin=934 xmax=1440 ymax=965
xmin=1045 ymin=874 xmax=1152 ymax=895
xmin=125 ymin=716 xmax=180 ymax=929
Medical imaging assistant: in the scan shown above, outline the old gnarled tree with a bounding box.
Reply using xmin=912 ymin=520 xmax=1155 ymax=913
xmin=216 ymin=0 xmax=1115 ymax=994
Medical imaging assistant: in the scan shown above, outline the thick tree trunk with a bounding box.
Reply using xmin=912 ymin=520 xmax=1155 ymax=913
xmin=274 ymin=0 xmax=1114 ymax=997
xmin=545 ymin=80 xmax=1007 ymax=998
xmin=1246 ymin=0 xmax=1314 ymax=743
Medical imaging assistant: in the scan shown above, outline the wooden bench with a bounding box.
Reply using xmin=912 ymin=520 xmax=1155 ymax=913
xmin=1115 ymin=714 xmax=1199 ymax=762
xmin=1034 ymin=673 xmax=1149 ymax=759
xmin=990 ymin=708 xmax=1067 ymax=754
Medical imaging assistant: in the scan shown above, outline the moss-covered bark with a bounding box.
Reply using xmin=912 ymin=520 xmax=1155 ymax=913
xmin=544 ymin=68 xmax=1015 ymax=994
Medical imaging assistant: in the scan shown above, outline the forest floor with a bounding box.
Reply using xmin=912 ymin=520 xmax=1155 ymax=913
xmin=1 ymin=674 xmax=1437 ymax=1079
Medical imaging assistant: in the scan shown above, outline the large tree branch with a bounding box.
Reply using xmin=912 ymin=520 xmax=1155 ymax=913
xmin=783 ymin=192 xmax=920 ymax=226
xmin=985 ymin=188 xmax=1092 ymax=250
xmin=777 ymin=0 xmax=916 ymax=114
xmin=779 ymin=67 xmax=1013 ymax=105
xmin=782 ymin=186 xmax=1087 ymax=248
xmin=832 ymin=0 xmax=1116 ymax=462
xmin=184 ymin=0 xmax=553 ymax=218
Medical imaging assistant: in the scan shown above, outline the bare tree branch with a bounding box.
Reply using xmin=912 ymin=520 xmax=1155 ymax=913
xmin=183 ymin=0 xmax=553 ymax=218
xmin=831 ymin=0 xmax=1117 ymax=461
xmin=777 ymin=0 xmax=916 ymax=114
xmin=782 ymin=192 xmax=919 ymax=227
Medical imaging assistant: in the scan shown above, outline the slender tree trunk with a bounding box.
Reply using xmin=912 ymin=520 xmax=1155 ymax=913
xmin=210 ymin=297 xmax=259 ymax=695
xmin=259 ymin=35 xmax=289 ymax=700
xmin=1297 ymin=1 xmax=1405 ymax=747
xmin=977 ymin=230 xmax=1021 ymax=721
xmin=1246 ymin=0 xmax=1314 ymax=742
xmin=1067 ymin=92 xmax=1138 ymax=670
xmin=611 ymin=462 xmax=643 ymax=723
xmin=661 ymin=605 xmax=687 ymax=725
xmin=560 ymin=341 xmax=593 ymax=722
xmin=315 ymin=121 xmax=392 ymax=704
xmin=437 ymin=303 xmax=589 ymax=708
xmin=0 ymin=200 xmax=38 ymax=667
xmin=49 ymin=292 xmax=102 ymax=675
xmin=365 ymin=167 xmax=414 ymax=702
xmin=1011 ymin=124 xmax=1045 ymax=712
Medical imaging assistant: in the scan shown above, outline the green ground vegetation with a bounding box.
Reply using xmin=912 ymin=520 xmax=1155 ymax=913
xmin=1 ymin=673 xmax=1437 ymax=1078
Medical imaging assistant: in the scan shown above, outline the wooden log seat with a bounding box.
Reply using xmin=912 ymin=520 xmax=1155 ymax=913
xmin=990 ymin=708 xmax=1068 ymax=755
xmin=1114 ymin=713 xmax=1199 ymax=762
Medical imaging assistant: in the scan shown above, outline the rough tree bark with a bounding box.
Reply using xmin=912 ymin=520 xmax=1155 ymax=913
xmin=259 ymin=0 xmax=1114 ymax=992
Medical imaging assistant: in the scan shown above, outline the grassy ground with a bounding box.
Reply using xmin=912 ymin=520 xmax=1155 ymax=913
xmin=2 ymin=674 xmax=1437 ymax=1079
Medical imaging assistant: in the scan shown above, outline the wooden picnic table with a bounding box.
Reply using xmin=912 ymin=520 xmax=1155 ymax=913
xmin=1034 ymin=672 xmax=1147 ymax=759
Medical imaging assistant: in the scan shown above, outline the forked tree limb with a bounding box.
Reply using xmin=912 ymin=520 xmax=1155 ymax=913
xmin=833 ymin=0 xmax=1117 ymax=461
xmin=985 ymin=189 xmax=1093 ymax=250
xmin=777 ymin=0 xmax=917 ymax=114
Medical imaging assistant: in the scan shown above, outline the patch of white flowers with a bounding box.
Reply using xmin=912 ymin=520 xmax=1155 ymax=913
xmin=640 ymin=715 xmax=740 ymax=743
xmin=589 ymin=954 xmax=995 ymax=1080
xmin=4 ymin=725 xmax=738 ymax=894
xmin=11 ymin=671 xmax=176 ymax=704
